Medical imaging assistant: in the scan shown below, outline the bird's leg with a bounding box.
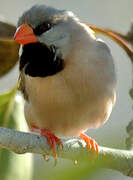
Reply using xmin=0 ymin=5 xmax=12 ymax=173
xmin=79 ymin=133 xmax=99 ymax=163
xmin=30 ymin=125 xmax=63 ymax=164
xmin=30 ymin=125 xmax=49 ymax=161
xmin=41 ymin=128 xmax=63 ymax=165
xmin=79 ymin=133 xmax=99 ymax=154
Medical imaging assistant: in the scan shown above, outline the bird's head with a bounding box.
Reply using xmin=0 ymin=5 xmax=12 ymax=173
xmin=14 ymin=5 xmax=79 ymax=77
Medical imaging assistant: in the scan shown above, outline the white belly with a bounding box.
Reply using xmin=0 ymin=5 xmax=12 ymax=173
xmin=24 ymin=61 xmax=116 ymax=136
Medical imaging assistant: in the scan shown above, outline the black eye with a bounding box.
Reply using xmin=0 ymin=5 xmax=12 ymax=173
xmin=33 ymin=22 xmax=51 ymax=36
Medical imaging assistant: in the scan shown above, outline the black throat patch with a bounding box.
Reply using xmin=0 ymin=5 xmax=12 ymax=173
xmin=19 ymin=43 xmax=64 ymax=77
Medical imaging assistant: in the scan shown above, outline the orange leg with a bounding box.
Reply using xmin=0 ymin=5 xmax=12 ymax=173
xmin=30 ymin=125 xmax=63 ymax=164
xmin=80 ymin=133 xmax=99 ymax=154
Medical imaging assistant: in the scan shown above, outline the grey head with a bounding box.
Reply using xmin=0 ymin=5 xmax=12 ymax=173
xmin=18 ymin=5 xmax=80 ymax=58
xmin=18 ymin=5 xmax=80 ymax=77
xmin=18 ymin=5 xmax=79 ymax=28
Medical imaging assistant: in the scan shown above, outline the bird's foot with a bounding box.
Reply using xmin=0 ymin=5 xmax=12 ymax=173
xmin=30 ymin=125 xmax=63 ymax=165
xmin=80 ymin=133 xmax=99 ymax=155
xmin=41 ymin=128 xmax=63 ymax=165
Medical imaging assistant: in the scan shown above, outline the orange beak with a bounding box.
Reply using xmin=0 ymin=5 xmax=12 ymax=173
xmin=14 ymin=24 xmax=39 ymax=45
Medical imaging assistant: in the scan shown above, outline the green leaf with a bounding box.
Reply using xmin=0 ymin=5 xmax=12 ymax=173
xmin=0 ymin=89 xmax=15 ymax=126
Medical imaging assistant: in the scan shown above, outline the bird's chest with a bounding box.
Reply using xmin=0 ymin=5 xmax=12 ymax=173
xmin=23 ymin=62 xmax=115 ymax=136
xmin=24 ymin=66 xmax=94 ymax=134
xmin=25 ymin=68 xmax=89 ymax=114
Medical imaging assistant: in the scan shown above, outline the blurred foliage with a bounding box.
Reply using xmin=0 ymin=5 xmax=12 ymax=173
xmin=0 ymin=89 xmax=33 ymax=180
xmin=0 ymin=21 xmax=16 ymax=38
xmin=33 ymin=156 xmax=110 ymax=180
xmin=0 ymin=39 xmax=19 ymax=77
xmin=38 ymin=162 xmax=98 ymax=180
xmin=0 ymin=21 xmax=19 ymax=77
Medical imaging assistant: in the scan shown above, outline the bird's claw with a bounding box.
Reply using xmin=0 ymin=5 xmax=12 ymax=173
xmin=80 ymin=133 xmax=99 ymax=154
xmin=30 ymin=125 xmax=63 ymax=165
xmin=41 ymin=128 xmax=63 ymax=165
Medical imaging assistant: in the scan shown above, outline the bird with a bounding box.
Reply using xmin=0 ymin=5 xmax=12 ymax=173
xmin=14 ymin=4 xmax=116 ymax=162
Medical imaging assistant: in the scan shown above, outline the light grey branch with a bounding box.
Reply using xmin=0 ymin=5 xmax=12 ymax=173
xmin=0 ymin=126 xmax=133 ymax=177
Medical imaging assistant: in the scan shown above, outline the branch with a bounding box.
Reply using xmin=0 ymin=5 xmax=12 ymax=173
xmin=0 ymin=126 xmax=133 ymax=177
